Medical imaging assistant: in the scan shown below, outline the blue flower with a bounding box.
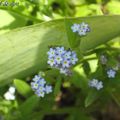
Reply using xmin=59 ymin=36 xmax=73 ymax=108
xmin=107 ymin=69 xmax=116 ymax=78
xmin=35 ymin=89 xmax=45 ymax=97
xmin=37 ymin=78 xmax=46 ymax=86
xmin=78 ymin=29 xmax=86 ymax=36
xmin=38 ymin=85 xmax=45 ymax=91
xmin=55 ymin=55 xmax=63 ymax=64
xmin=56 ymin=47 xmax=65 ymax=55
xmin=45 ymin=85 xmax=52 ymax=94
xmin=62 ymin=59 xmax=70 ymax=68
xmin=31 ymin=75 xmax=53 ymax=97
xmin=63 ymin=51 xmax=71 ymax=59
xmin=32 ymin=75 xmax=41 ymax=81
xmin=71 ymin=24 xmax=80 ymax=33
xmin=71 ymin=56 xmax=78 ymax=65
xmin=31 ymin=82 xmax=39 ymax=91
xmin=96 ymin=81 xmax=103 ymax=90
xmin=47 ymin=48 xmax=56 ymax=58
xmin=80 ymin=22 xmax=90 ymax=32
xmin=88 ymin=79 xmax=98 ymax=87
xmin=47 ymin=58 xmax=56 ymax=67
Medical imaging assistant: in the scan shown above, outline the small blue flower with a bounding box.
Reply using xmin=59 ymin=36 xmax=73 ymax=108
xmin=78 ymin=29 xmax=86 ymax=36
xmin=71 ymin=56 xmax=78 ymax=65
xmin=107 ymin=69 xmax=116 ymax=78
xmin=96 ymin=81 xmax=103 ymax=90
xmin=55 ymin=55 xmax=63 ymax=64
xmin=45 ymin=85 xmax=52 ymax=94
xmin=37 ymin=78 xmax=46 ymax=86
xmin=32 ymin=75 xmax=41 ymax=81
xmin=38 ymin=86 xmax=45 ymax=91
xmin=31 ymin=82 xmax=39 ymax=91
xmin=80 ymin=22 xmax=90 ymax=32
xmin=56 ymin=47 xmax=65 ymax=55
xmin=71 ymin=24 xmax=80 ymax=33
xmin=62 ymin=59 xmax=70 ymax=68
xmin=47 ymin=58 xmax=56 ymax=67
xmin=47 ymin=48 xmax=56 ymax=58
xmin=88 ymin=79 xmax=98 ymax=87
xmin=35 ymin=89 xmax=45 ymax=97
xmin=63 ymin=51 xmax=71 ymax=59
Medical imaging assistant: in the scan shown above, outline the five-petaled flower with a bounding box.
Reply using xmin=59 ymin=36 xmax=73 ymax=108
xmin=107 ymin=69 xmax=116 ymax=78
xmin=71 ymin=24 xmax=80 ymax=32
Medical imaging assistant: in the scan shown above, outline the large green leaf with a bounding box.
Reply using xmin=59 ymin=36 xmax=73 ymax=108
xmin=1 ymin=16 xmax=120 ymax=85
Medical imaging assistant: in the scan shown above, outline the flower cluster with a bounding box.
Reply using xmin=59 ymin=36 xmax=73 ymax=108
xmin=47 ymin=47 xmax=78 ymax=75
xmin=71 ymin=22 xmax=90 ymax=36
xmin=31 ymin=75 xmax=52 ymax=97
xmin=88 ymin=79 xmax=103 ymax=90
xmin=107 ymin=69 xmax=116 ymax=78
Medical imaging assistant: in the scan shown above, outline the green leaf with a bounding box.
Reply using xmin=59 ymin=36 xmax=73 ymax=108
xmin=85 ymin=89 xmax=100 ymax=107
xmin=19 ymin=95 xmax=39 ymax=117
xmin=1 ymin=16 xmax=120 ymax=85
xmin=54 ymin=76 xmax=62 ymax=96
xmin=14 ymin=79 xmax=32 ymax=97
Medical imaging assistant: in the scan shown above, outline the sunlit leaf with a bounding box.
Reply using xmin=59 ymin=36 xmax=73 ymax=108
xmin=1 ymin=16 xmax=120 ymax=85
